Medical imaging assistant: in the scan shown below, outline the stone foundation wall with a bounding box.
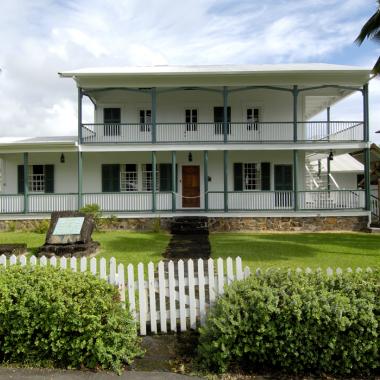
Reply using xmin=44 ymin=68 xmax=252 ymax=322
xmin=0 ymin=215 xmax=369 ymax=233
xmin=208 ymin=216 xmax=369 ymax=232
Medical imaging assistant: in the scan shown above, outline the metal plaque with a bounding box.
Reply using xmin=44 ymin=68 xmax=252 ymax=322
xmin=52 ymin=217 xmax=85 ymax=236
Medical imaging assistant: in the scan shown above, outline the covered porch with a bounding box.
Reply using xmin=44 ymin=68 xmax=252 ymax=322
xmin=0 ymin=148 xmax=370 ymax=216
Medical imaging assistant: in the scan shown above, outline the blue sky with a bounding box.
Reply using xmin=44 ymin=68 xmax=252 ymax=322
xmin=0 ymin=0 xmax=379 ymax=141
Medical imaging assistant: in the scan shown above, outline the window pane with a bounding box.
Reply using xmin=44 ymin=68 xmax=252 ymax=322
xmin=244 ymin=163 xmax=261 ymax=190
xmin=29 ymin=165 xmax=45 ymax=193
xmin=120 ymin=164 xmax=138 ymax=192
xmin=142 ymin=164 xmax=159 ymax=191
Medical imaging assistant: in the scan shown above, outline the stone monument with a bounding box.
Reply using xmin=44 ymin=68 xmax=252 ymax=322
xmin=38 ymin=211 xmax=100 ymax=257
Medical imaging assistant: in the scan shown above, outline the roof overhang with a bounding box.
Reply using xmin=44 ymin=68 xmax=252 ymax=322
xmin=0 ymin=137 xmax=77 ymax=153
xmin=59 ymin=64 xmax=371 ymax=89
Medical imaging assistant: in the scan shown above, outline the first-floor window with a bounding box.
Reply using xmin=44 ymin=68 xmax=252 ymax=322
xmin=18 ymin=164 xmax=54 ymax=194
xmin=234 ymin=162 xmax=270 ymax=191
xmin=120 ymin=164 xmax=138 ymax=192
xmin=247 ymin=108 xmax=259 ymax=130
xmin=142 ymin=164 xmax=159 ymax=191
xmin=140 ymin=110 xmax=151 ymax=132
xmin=29 ymin=165 xmax=45 ymax=192
xmin=185 ymin=109 xmax=198 ymax=131
xmin=244 ymin=163 xmax=261 ymax=190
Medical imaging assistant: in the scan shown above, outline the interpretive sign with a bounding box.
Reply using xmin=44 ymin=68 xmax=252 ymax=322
xmin=39 ymin=211 xmax=99 ymax=256
xmin=53 ymin=217 xmax=85 ymax=236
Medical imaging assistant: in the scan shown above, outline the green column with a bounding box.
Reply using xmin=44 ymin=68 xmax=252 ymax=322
xmin=327 ymin=156 xmax=331 ymax=191
xmin=204 ymin=150 xmax=208 ymax=211
xmin=171 ymin=151 xmax=176 ymax=212
xmin=327 ymin=106 xmax=331 ymax=141
xmin=363 ymin=84 xmax=369 ymax=142
xmin=151 ymin=88 xmax=157 ymax=143
xmin=78 ymin=87 xmax=83 ymax=144
xmin=293 ymin=85 xmax=298 ymax=142
xmin=364 ymin=147 xmax=371 ymax=211
xmin=223 ymin=86 xmax=228 ymax=143
xmin=293 ymin=150 xmax=298 ymax=211
xmin=224 ymin=150 xmax=228 ymax=212
xmin=23 ymin=152 xmax=29 ymax=214
xmin=152 ymin=151 xmax=157 ymax=212
xmin=77 ymin=151 xmax=83 ymax=210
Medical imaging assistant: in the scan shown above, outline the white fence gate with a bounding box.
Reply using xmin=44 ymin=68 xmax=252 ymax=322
xmin=0 ymin=254 xmax=250 ymax=335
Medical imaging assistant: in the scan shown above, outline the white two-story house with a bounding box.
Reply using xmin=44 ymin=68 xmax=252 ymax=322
xmin=0 ymin=64 xmax=375 ymax=230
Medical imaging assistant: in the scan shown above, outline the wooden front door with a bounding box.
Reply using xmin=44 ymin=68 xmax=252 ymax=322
xmin=182 ymin=166 xmax=200 ymax=207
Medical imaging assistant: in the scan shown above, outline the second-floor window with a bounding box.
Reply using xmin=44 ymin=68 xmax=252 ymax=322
xmin=247 ymin=108 xmax=259 ymax=131
xmin=140 ymin=110 xmax=151 ymax=132
xmin=185 ymin=109 xmax=198 ymax=131
xmin=104 ymin=108 xmax=121 ymax=136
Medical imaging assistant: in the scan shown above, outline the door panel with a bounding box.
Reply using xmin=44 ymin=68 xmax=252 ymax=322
xmin=274 ymin=165 xmax=293 ymax=207
xmin=214 ymin=107 xmax=231 ymax=134
xmin=182 ymin=166 xmax=200 ymax=207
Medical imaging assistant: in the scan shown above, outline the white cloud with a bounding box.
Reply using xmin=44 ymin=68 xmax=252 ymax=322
xmin=0 ymin=0 xmax=379 ymax=142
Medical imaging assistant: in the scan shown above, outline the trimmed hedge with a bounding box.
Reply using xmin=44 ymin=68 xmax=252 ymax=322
xmin=197 ymin=269 xmax=379 ymax=376
xmin=0 ymin=265 xmax=142 ymax=372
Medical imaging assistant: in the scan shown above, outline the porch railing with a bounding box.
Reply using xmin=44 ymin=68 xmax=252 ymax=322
xmin=0 ymin=195 xmax=24 ymax=214
xmin=208 ymin=191 xmax=293 ymax=210
xmin=82 ymin=192 xmax=172 ymax=213
xmin=29 ymin=193 xmax=78 ymax=213
xmin=298 ymin=190 xmax=365 ymax=210
xmin=80 ymin=121 xmax=364 ymax=144
xmin=0 ymin=190 xmax=366 ymax=214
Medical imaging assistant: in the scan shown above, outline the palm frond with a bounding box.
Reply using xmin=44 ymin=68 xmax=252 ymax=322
xmin=355 ymin=5 xmax=380 ymax=44
xmin=372 ymin=56 xmax=380 ymax=75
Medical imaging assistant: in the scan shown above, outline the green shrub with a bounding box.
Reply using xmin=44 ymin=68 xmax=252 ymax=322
xmin=197 ymin=269 xmax=379 ymax=376
xmin=32 ymin=219 xmax=50 ymax=234
xmin=0 ymin=265 xmax=142 ymax=372
xmin=80 ymin=203 xmax=102 ymax=230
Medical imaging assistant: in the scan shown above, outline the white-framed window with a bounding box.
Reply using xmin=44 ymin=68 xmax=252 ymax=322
xmin=247 ymin=108 xmax=259 ymax=130
xmin=244 ymin=163 xmax=261 ymax=190
xmin=140 ymin=110 xmax=151 ymax=132
xmin=120 ymin=164 xmax=138 ymax=192
xmin=142 ymin=164 xmax=159 ymax=191
xmin=29 ymin=165 xmax=45 ymax=193
xmin=185 ymin=109 xmax=198 ymax=131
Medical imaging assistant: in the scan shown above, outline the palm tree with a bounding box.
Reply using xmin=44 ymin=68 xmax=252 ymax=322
xmin=356 ymin=1 xmax=380 ymax=75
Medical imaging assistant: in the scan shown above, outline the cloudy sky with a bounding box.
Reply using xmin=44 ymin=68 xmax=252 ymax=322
xmin=0 ymin=0 xmax=379 ymax=141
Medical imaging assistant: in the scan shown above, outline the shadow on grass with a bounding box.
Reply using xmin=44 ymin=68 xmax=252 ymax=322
xmin=210 ymin=232 xmax=380 ymax=268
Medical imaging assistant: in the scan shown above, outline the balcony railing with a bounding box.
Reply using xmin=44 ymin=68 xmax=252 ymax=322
xmin=0 ymin=190 xmax=365 ymax=214
xmin=81 ymin=121 xmax=364 ymax=144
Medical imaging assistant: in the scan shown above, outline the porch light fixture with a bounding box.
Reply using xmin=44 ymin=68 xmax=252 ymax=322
xmin=188 ymin=152 xmax=193 ymax=162
xmin=328 ymin=151 xmax=334 ymax=161
xmin=60 ymin=153 xmax=65 ymax=163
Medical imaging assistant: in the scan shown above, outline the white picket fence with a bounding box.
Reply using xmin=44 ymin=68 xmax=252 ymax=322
xmin=0 ymin=255 xmax=373 ymax=336
xmin=0 ymin=254 xmax=250 ymax=335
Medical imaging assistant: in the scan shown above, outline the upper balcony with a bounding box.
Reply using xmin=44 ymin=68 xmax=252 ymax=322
xmin=80 ymin=121 xmax=364 ymax=145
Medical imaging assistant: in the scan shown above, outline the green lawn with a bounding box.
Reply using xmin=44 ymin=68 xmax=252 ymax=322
xmin=210 ymin=232 xmax=380 ymax=270
xmin=0 ymin=231 xmax=170 ymax=269
xmin=0 ymin=231 xmax=379 ymax=271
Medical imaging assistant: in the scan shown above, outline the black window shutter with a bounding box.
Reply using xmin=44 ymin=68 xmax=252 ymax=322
xmin=261 ymin=162 xmax=271 ymax=190
xmin=159 ymin=164 xmax=172 ymax=191
xmin=44 ymin=165 xmax=54 ymax=193
xmin=17 ymin=165 xmax=24 ymax=194
xmin=102 ymin=164 xmax=120 ymax=192
xmin=233 ymin=163 xmax=243 ymax=191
